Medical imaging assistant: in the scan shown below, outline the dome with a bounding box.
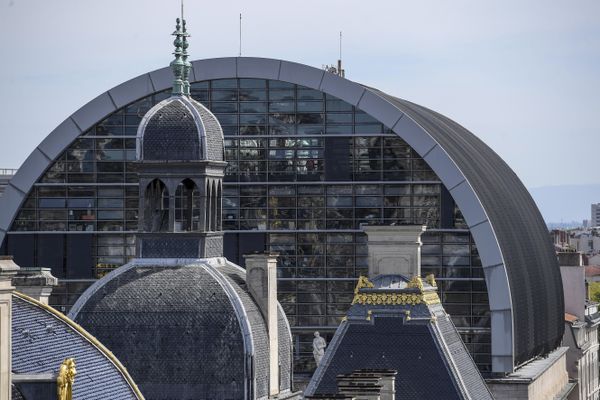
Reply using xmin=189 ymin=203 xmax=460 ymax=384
xmin=137 ymin=95 xmax=224 ymax=162
xmin=68 ymin=258 xmax=292 ymax=400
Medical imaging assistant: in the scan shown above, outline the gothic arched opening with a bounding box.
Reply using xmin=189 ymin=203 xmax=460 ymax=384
xmin=175 ymin=179 xmax=199 ymax=232
xmin=144 ymin=179 xmax=169 ymax=232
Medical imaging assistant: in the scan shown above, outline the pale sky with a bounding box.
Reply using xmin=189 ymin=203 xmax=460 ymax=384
xmin=0 ymin=0 xmax=599 ymax=188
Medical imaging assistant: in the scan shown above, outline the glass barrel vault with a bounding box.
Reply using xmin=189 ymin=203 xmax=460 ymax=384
xmin=1 ymin=78 xmax=492 ymax=374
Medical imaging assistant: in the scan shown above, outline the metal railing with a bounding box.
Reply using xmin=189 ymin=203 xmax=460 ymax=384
xmin=0 ymin=168 xmax=17 ymax=176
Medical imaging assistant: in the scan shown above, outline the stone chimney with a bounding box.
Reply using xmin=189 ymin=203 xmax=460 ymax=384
xmin=12 ymin=267 xmax=58 ymax=305
xmin=558 ymin=252 xmax=585 ymax=320
xmin=361 ymin=225 xmax=426 ymax=278
xmin=0 ymin=256 xmax=20 ymax=400
xmin=244 ymin=253 xmax=279 ymax=396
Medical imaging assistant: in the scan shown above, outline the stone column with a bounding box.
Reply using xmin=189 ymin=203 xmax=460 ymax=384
xmin=361 ymin=225 xmax=426 ymax=278
xmin=0 ymin=256 xmax=20 ymax=400
xmin=12 ymin=267 xmax=58 ymax=305
xmin=244 ymin=253 xmax=279 ymax=397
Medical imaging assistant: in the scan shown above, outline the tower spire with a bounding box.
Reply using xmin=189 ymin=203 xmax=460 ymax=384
xmin=181 ymin=12 xmax=192 ymax=96
xmin=170 ymin=18 xmax=185 ymax=95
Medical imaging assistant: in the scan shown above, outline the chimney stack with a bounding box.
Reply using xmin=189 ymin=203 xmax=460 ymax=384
xmin=558 ymin=252 xmax=585 ymax=320
xmin=0 ymin=256 xmax=20 ymax=400
xmin=244 ymin=253 xmax=279 ymax=396
xmin=361 ymin=225 xmax=426 ymax=278
xmin=12 ymin=267 xmax=58 ymax=305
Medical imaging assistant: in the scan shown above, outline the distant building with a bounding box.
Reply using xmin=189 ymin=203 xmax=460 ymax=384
xmin=571 ymin=230 xmax=600 ymax=255
xmin=560 ymin=252 xmax=600 ymax=400
xmin=593 ymin=204 xmax=600 ymax=227
xmin=589 ymin=255 xmax=600 ymax=267
xmin=552 ymin=229 xmax=572 ymax=251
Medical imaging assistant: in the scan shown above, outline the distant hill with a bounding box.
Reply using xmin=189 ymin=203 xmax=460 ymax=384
xmin=528 ymin=184 xmax=600 ymax=226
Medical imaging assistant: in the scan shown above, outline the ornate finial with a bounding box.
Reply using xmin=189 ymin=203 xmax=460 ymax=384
xmin=354 ymin=275 xmax=374 ymax=294
xmin=57 ymin=358 xmax=77 ymax=400
xmin=407 ymin=276 xmax=424 ymax=291
xmin=170 ymin=17 xmax=185 ymax=95
xmin=181 ymin=18 xmax=192 ymax=96
xmin=425 ymin=273 xmax=437 ymax=287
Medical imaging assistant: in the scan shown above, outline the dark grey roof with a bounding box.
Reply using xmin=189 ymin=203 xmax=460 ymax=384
xmin=68 ymin=258 xmax=292 ymax=400
xmin=306 ymin=276 xmax=493 ymax=400
xmin=369 ymin=90 xmax=564 ymax=366
xmin=11 ymin=294 xmax=143 ymax=400
xmin=137 ymin=96 xmax=224 ymax=162
xmin=11 ymin=385 xmax=24 ymax=400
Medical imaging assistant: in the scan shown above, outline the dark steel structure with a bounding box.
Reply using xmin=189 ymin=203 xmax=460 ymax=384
xmin=0 ymin=57 xmax=563 ymax=374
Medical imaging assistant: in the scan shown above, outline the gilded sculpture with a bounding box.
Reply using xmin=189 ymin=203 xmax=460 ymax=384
xmin=351 ymin=274 xmax=440 ymax=306
xmin=57 ymin=358 xmax=77 ymax=400
xmin=425 ymin=273 xmax=437 ymax=287
xmin=354 ymin=275 xmax=374 ymax=294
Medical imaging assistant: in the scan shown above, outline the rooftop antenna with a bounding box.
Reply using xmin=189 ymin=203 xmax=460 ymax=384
xmin=322 ymin=31 xmax=345 ymax=78
xmin=337 ymin=31 xmax=345 ymax=78
xmin=239 ymin=13 xmax=242 ymax=57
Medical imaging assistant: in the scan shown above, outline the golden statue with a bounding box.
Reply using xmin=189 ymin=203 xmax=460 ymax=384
xmin=57 ymin=358 xmax=77 ymax=400
xmin=425 ymin=273 xmax=437 ymax=287
xmin=407 ymin=276 xmax=424 ymax=291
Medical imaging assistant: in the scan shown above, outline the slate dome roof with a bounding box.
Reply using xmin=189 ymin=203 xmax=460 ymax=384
xmin=68 ymin=258 xmax=292 ymax=400
xmin=137 ymin=95 xmax=224 ymax=162
xmin=11 ymin=292 xmax=143 ymax=400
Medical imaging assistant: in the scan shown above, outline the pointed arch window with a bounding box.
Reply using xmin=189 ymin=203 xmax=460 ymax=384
xmin=175 ymin=179 xmax=200 ymax=232
xmin=144 ymin=179 xmax=169 ymax=232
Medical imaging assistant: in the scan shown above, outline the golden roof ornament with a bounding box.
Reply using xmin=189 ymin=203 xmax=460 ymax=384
xmin=57 ymin=358 xmax=77 ymax=400
xmin=354 ymin=276 xmax=374 ymax=294
xmin=425 ymin=273 xmax=437 ymax=287
xmin=407 ymin=276 xmax=424 ymax=291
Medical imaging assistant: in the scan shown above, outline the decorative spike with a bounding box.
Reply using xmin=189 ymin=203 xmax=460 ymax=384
xmin=181 ymin=19 xmax=192 ymax=96
xmin=170 ymin=18 xmax=185 ymax=96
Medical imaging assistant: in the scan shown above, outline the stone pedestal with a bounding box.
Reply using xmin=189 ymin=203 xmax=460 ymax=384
xmin=12 ymin=268 xmax=58 ymax=305
xmin=0 ymin=256 xmax=20 ymax=400
xmin=361 ymin=225 xmax=426 ymax=278
xmin=244 ymin=253 xmax=279 ymax=397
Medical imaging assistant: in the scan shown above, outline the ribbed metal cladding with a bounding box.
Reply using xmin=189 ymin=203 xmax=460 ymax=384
xmin=379 ymin=93 xmax=564 ymax=366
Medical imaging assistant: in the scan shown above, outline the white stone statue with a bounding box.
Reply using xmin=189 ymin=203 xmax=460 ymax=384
xmin=312 ymin=331 xmax=327 ymax=367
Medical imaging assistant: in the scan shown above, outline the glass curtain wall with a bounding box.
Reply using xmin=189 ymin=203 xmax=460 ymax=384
xmin=3 ymin=78 xmax=491 ymax=374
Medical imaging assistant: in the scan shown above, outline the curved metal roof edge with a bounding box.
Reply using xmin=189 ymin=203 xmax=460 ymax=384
xmin=13 ymin=291 xmax=145 ymax=400
xmin=0 ymin=56 xmax=514 ymax=372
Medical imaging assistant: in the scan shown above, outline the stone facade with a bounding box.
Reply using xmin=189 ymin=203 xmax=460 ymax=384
xmin=487 ymin=347 xmax=571 ymax=400
xmin=0 ymin=256 xmax=19 ymax=400
xmin=361 ymin=225 xmax=426 ymax=278
xmin=559 ymin=252 xmax=600 ymax=400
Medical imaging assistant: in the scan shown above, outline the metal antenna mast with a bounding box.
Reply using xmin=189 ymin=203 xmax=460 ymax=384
xmin=239 ymin=13 xmax=242 ymax=57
